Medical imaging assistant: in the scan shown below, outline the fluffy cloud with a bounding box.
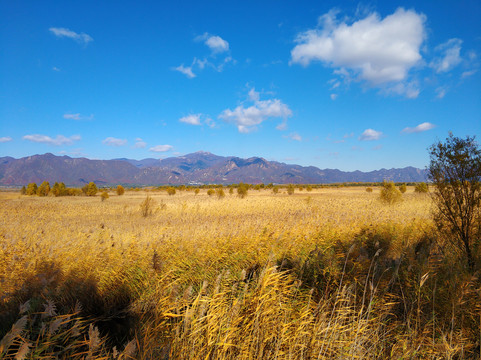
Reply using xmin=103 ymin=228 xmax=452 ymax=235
xmin=49 ymin=27 xmax=93 ymax=45
xmin=174 ymin=64 xmax=196 ymax=78
xmin=291 ymin=8 xmax=425 ymax=89
xmin=402 ymin=122 xmax=435 ymax=133
xmin=430 ymin=39 xmax=462 ymax=73
xmin=0 ymin=136 xmax=13 ymax=143
xmin=359 ymin=129 xmax=383 ymax=141
xmin=179 ymin=114 xmax=202 ymax=125
xmin=102 ymin=137 xmax=127 ymax=146
xmin=219 ymin=90 xmax=292 ymax=133
xmin=23 ymin=134 xmax=81 ymax=146
xmin=134 ymin=138 xmax=147 ymax=148
xmin=197 ymin=33 xmax=229 ymax=53
xmin=149 ymin=145 xmax=173 ymax=152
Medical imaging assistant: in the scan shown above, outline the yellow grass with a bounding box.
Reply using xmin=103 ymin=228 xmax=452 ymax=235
xmin=1 ymin=187 xmax=479 ymax=359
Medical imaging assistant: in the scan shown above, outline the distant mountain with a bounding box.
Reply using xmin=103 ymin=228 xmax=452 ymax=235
xmin=0 ymin=152 xmax=427 ymax=186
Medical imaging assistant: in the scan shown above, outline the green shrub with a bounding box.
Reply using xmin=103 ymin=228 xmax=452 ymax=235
xmin=379 ymin=181 xmax=402 ymax=204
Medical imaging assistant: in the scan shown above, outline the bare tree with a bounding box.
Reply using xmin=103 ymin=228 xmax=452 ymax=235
xmin=428 ymin=133 xmax=481 ymax=270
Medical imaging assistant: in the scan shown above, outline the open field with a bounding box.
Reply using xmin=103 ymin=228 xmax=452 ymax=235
xmin=1 ymin=187 xmax=480 ymax=359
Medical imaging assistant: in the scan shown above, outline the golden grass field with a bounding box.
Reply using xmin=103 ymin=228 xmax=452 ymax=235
xmin=1 ymin=187 xmax=480 ymax=359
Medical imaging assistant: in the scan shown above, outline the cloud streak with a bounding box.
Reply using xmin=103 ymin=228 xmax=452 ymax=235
xmin=102 ymin=137 xmax=127 ymax=146
xmin=0 ymin=136 xmax=13 ymax=143
xmin=149 ymin=144 xmax=173 ymax=152
xmin=359 ymin=129 xmax=382 ymax=141
xmin=49 ymin=27 xmax=93 ymax=45
xmin=402 ymin=122 xmax=436 ymax=133
xmin=23 ymin=134 xmax=81 ymax=146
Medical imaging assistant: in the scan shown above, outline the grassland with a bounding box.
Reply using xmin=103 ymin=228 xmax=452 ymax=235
xmin=1 ymin=187 xmax=480 ymax=359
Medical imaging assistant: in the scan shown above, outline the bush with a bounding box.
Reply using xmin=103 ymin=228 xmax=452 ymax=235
xmin=399 ymin=184 xmax=407 ymax=194
xmin=379 ymin=181 xmax=402 ymax=204
xmin=140 ymin=195 xmax=154 ymax=217
xmin=366 ymin=187 xmax=373 ymax=193
xmin=37 ymin=181 xmax=50 ymax=196
xmin=237 ymin=183 xmax=248 ymax=199
xmin=20 ymin=186 xmax=26 ymax=195
xmin=52 ymin=182 xmax=67 ymax=197
xmin=414 ymin=182 xmax=429 ymax=193
xmin=82 ymin=182 xmax=98 ymax=196
xmin=306 ymin=185 xmax=313 ymax=192
xmin=287 ymin=184 xmax=295 ymax=195
xmin=167 ymin=187 xmax=176 ymax=196
xmin=100 ymin=191 xmax=109 ymax=201
xmin=26 ymin=183 xmax=37 ymax=195
xmin=207 ymin=189 xmax=215 ymax=197
xmin=116 ymin=185 xmax=125 ymax=196
xmin=216 ymin=188 xmax=225 ymax=199
xmin=194 ymin=188 xmax=200 ymax=195
xmin=229 ymin=187 xmax=234 ymax=195
xmin=272 ymin=186 xmax=279 ymax=194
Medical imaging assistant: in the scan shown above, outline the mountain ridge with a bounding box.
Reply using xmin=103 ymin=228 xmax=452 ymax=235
xmin=0 ymin=152 xmax=427 ymax=186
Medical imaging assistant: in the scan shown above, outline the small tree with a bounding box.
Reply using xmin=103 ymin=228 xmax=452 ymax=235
xmin=37 ymin=181 xmax=50 ymax=196
xmin=26 ymin=183 xmax=38 ymax=195
xmin=116 ymin=185 xmax=125 ymax=196
xmin=82 ymin=182 xmax=98 ymax=196
xmin=379 ymin=181 xmax=402 ymax=204
xmin=428 ymin=134 xmax=481 ymax=270
xmin=216 ymin=188 xmax=225 ymax=199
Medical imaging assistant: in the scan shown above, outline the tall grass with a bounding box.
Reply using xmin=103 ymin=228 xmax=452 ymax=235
xmin=0 ymin=188 xmax=479 ymax=359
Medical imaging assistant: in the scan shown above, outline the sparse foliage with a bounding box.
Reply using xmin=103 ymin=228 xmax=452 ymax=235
xmin=379 ymin=181 xmax=402 ymax=204
xmin=140 ymin=195 xmax=155 ymax=217
xmin=287 ymin=184 xmax=295 ymax=195
xmin=428 ymin=133 xmax=481 ymax=270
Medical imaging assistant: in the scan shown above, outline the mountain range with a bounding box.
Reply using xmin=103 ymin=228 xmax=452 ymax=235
xmin=0 ymin=152 xmax=427 ymax=186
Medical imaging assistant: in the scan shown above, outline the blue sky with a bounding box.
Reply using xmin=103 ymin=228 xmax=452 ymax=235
xmin=1 ymin=1 xmax=480 ymax=171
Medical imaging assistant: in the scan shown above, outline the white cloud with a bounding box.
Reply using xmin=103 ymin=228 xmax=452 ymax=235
xmin=291 ymin=8 xmax=425 ymax=86
xmin=23 ymin=134 xmax=81 ymax=146
xmin=49 ymin=27 xmax=93 ymax=45
xmin=285 ymin=132 xmax=302 ymax=141
xmin=197 ymin=33 xmax=229 ymax=53
xmin=52 ymin=67 xmax=61 ymax=72
xmin=174 ymin=64 xmax=196 ymax=78
xmin=63 ymin=113 xmax=93 ymax=121
xmin=102 ymin=137 xmax=127 ymax=146
xmin=134 ymin=138 xmax=147 ymax=148
xmin=330 ymin=94 xmax=338 ymax=100
xmin=219 ymin=90 xmax=292 ymax=133
xmin=461 ymin=69 xmax=477 ymax=78
xmin=359 ymin=129 xmax=382 ymax=141
xmin=430 ymin=38 xmax=462 ymax=73
xmin=402 ymin=122 xmax=435 ymax=133
xmin=0 ymin=136 xmax=13 ymax=143
xmin=179 ymin=114 xmax=202 ymax=125
xmin=248 ymin=88 xmax=260 ymax=102
xmin=149 ymin=144 xmax=173 ymax=152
